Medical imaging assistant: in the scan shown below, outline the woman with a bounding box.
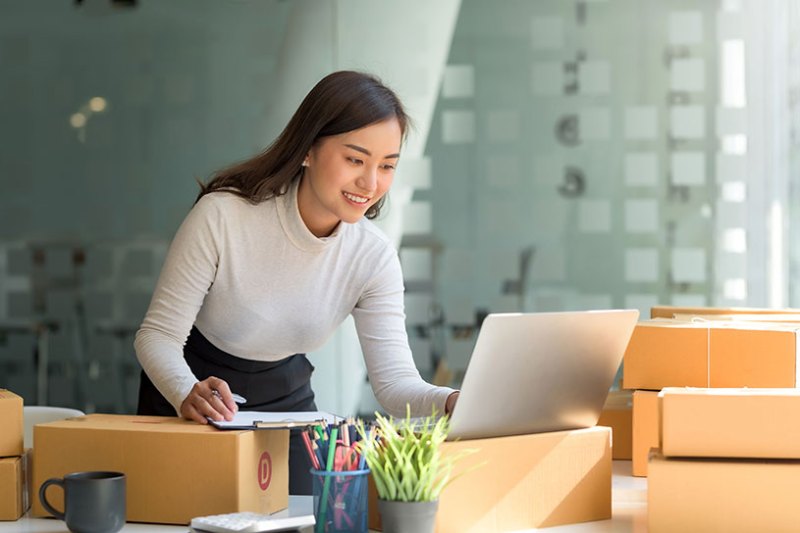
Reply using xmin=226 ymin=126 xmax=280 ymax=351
xmin=134 ymin=70 xmax=459 ymax=495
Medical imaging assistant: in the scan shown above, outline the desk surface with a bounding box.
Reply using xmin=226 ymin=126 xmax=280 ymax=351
xmin=2 ymin=461 xmax=648 ymax=532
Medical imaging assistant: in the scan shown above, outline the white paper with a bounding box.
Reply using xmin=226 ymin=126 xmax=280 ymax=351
xmin=624 ymin=152 xmax=659 ymax=187
xmin=486 ymin=155 xmax=520 ymax=188
xmin=442 ymin=64 xmax=475 ymax=98
xmin=671 ymin=248 xmax=707 ymax=283
xmin=531 ymin=16 xmax=565 ymax=50
xmin=625 ymin=199 xmax=659 ymax=233
xmin=670 ymin=106 xmax=705 ymax=138
xmin=210 ymin=411 xmax=340 ymax=429
xmin=441 ymin=110 xmax=476 ymax=144
xmin=580 ymin=107 xmax=610 ymax=140
xmin=486 ymin=110 xmax=520 ymax=143
xmin=669 ymin=11 xmax=704 ymax=44
xmin=402 ymin=201 xmax=432 ymax=234
xmin=400 ymin=249 xmax=432 ymax=281
xmin=716 ymin=153 xmax=747 ymax=182
xmin=625 ymin=248 xmax=659 ymax=282
xmin=579 ymin=61 xmax=611 ymax=94
xmin=578 ymin=200 xmax=611 ymax=233
xmin=716 ymin=107 xmax=746 ymax=135
xmin=625 ymin=106 xmax=658 ymax=140
xmin=670 ymin=58 xmax=705 ymax=92
xmin=531 ymin=62 xmax=564 ymax=95
xmin=671 ymin=152 xmax=706 ymax=186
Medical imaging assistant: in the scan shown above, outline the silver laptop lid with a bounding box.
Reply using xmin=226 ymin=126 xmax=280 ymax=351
xmin=447 ymin=309 xmax=639 ymax=441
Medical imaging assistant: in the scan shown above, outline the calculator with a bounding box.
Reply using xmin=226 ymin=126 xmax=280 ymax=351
xmin=190 ymin=511 xmax=315 ymax=533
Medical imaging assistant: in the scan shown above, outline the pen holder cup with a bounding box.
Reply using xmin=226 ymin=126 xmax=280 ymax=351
xmin=310 ymin=468 xmax=369 ymax=533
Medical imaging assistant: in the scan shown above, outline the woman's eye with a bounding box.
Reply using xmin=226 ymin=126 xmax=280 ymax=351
xmin=347 ymin=157 xmax=363 ymax=165
xmin=381 ymin=164 xmax=396 ymax=171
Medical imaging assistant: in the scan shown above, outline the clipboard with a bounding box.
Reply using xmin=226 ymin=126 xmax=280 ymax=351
xmin=208 ymin=410 xmax=341 ymax=430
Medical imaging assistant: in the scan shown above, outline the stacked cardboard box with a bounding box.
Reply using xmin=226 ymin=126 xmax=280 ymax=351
xmin=649 ymin=387 xmax=800 ymax=532
xmin=623 ymin=307 xmax=800 ymax=476
xmin=597 ymin=390 xmax=632 ymax=460
xmin=0 ymin=390 xmax=29 ymax=521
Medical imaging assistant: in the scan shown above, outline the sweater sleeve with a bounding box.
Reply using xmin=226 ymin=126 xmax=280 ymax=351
xmin=352 ymin=248 xmax=455 ymax=418
xmin=133 ymin=196 xmax=222 ymax=414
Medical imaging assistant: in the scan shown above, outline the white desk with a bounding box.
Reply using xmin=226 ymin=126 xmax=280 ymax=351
xmin=2 ymin=462 xmax=647 ymax=532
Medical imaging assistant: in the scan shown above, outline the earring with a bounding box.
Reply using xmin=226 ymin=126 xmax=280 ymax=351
xmin=301 ymin=161 xmax=309 ymax=167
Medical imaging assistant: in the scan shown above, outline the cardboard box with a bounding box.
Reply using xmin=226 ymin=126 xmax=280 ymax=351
xmin=0 ymin=390 xmax=23 ymax=458
xmin=632 ymin=390 xmax=659 ymax=477
xmin=368 ymin=426 xmax=612 ymax=532
xmin=597 ymin=390 xmax=632 ymax=460
xmin=32 ymin=414 xmax=288 ymax=525
xmin=661 ymin=387 xmax=800 ymax=459
xmin=650 ymin=305 xmax=800 ymax=320
xmin=0 ymin=450 xmax=30 ymax=521
xmin=648 ymin=450 xmax=800 ymax=533
xmin=623 ymin=320 xmax=800 ymax=390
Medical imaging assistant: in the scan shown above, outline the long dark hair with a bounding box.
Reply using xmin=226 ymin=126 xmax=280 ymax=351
xmin=197 ymin=70 xmax=410 ymax=219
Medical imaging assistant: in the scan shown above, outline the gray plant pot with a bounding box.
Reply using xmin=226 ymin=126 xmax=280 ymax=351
xmin=377 ymin=499 xmax=439 ymax=533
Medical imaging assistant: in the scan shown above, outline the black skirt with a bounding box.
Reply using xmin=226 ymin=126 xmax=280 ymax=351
xmin=137 ymin=326 xmax=318 ymax=495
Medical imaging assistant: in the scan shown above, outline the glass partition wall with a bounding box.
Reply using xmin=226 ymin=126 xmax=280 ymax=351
xmin=1 ymin=0 xmax=797 ymax=411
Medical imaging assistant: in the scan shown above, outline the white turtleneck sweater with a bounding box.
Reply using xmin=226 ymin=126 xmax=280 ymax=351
xmin=134 ymin=178 xmax=454 ymax=417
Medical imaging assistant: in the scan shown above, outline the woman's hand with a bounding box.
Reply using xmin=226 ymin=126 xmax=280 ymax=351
xmin=180 ymin=376 xmax=238 ymax=424
xmin=445 ymin=391 xmax=460 ymax=416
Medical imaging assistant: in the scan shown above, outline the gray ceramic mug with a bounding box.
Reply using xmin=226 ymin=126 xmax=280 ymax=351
xmin=39 ymin=471 xmax=126 ymax=533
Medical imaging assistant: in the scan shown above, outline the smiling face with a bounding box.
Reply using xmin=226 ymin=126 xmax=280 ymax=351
xmin=297 ymin=118 xmax=402 ymax=237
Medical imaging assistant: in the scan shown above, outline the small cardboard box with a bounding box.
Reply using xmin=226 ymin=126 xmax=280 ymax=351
xmin=597 ymin=390 xmax=632 ymax=460
xmin=0 ymin=450 xmax=31 ymax=521
xmin=661 ymin=387 xmax=800 ymax=459
xmin=623 ymin=320 xmax=800 ymax=390
xmin=632 ymin=390 xmax=659 ymax=477
xmin=0 ymin=390 xmax=23 ymax=458
xmin=648 ymin=450 xmax=800 ymax=533
xmin=650 ymin=305 xmax=800 ymax=320
xmin=32 ymin=414 xmax=288 ymax=525
xmin=369 ymin=426 xmax=612 ymax=532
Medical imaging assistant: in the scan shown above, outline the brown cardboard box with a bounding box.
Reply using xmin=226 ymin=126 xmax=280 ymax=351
xmin=648 ymin=450 xmax=800 ymax=533
xmin=623 ymin=320 xmax=800 ymax=390
xmin=661 ymin=387 xmax=800 ymax=459
xmin=650 ymin=305 xmax=800 ymax=319
xmin=369 ymin=426 xmax=612 ymax=532
xmin=597 ymin=390 xmax=632 ymax=460
xmin=632 ymin=390 xmax=659 ymax=477
xmin=0 ymin=450 xmax=30 ymax=521
xmin=0 ymin=390 xmax=23 ymax=458
xmin=32 ymin=414 xmax=288 ymax=524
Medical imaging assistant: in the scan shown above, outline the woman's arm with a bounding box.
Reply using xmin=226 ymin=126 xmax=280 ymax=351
xmin=352 ymin=248 xmax=456 ymax=418
xmin=133 ymin=195 xmax=236 ymax=421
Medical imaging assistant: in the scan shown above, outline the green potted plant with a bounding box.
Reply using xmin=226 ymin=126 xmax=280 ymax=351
xmin=356 ymin=407 xmax=475 ymax=533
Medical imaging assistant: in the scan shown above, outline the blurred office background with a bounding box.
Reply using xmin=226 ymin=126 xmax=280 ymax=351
xmin=1 ymin=0 xmax=798 ymax=417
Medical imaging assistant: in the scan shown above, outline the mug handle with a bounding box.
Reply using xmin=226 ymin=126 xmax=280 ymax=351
xmin=39 ymin=478 xmax=66 ymax=520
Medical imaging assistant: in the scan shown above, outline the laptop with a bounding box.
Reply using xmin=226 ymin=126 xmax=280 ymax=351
xmin=446 ymin=309 xmax=639 ymax=441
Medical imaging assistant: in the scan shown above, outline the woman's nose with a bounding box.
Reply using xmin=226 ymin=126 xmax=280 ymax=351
xmin=356 ymin=166 xmax=378 ymax=191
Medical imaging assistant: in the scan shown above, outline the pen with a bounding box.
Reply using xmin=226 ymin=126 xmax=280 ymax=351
xmin=211 ymin=389 xmax=247 ymax=404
